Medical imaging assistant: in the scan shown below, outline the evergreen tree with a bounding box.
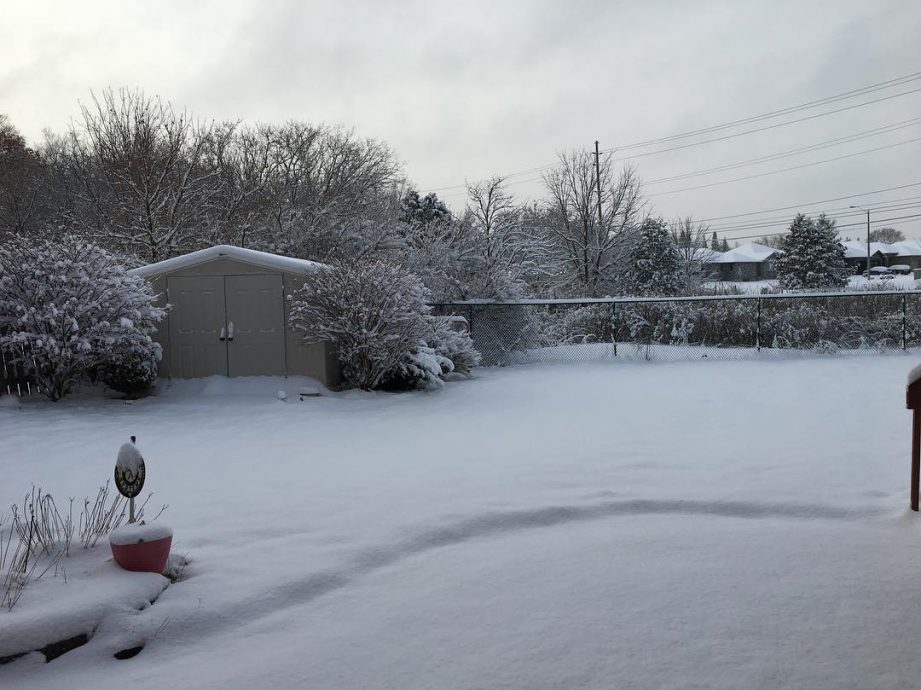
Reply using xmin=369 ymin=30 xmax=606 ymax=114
xmin=624 ymin=217 xmax=683 ymax=295
xmin=775 ymin=213 xmax=849 ymax=289
xmin=720 ymin=238 xmax=730 ymax=252
xmin=710 ymin=231 xmax=720 ymax=251
xmin=400 ymin=189 xmax=451 ymax=226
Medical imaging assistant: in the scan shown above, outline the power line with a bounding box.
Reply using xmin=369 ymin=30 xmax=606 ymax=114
xmin=607 ymin=71 xmax=921 ymax=151
xmin=707 ymin=196 xmax=921 ymax=231
xmin=711 ymin=201 xmax=921 ymax=236
xmin=716 ymin=213 xmax=921 ymax=243
xmin=427 ymin=71 xmax=921 ymax=193
xmin=647 ymin=136 xmax=921 ymax=197
xmin=694 ymin=182 xmax=921 ymax=223
xmin=436 ymin=87 xmax=921 ymax=197
xmin=644 ymin=118 xmax=921 ymax=186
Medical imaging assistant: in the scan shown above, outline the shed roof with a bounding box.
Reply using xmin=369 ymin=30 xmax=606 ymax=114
xmin=128 ymin=245 xmax=325 ymax=279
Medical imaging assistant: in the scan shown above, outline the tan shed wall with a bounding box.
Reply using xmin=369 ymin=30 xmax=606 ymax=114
xmin=146 ymin=257 xmax=341 ymax=388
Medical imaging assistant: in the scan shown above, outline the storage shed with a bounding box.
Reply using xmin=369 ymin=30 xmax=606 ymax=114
xmin=129 ymin=245 xmax=340 ymax=386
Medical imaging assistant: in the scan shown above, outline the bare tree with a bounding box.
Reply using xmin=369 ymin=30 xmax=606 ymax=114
xmin=465 ymin=176 xmax=558 ymax=298
xmin=0 ymin=115 xmax=47 ymax=238
xmin=869 ymin=227 xmax=905 ymax=244
xmin=66 ymin=89 xmax=222 ymax=262
xmin=253 ymin=122 xmax=401 ymax=261
xmin=670 ymin=216 xmax=715 ymax=287
xmin=542 ymin=152 xmax=644 ymax=295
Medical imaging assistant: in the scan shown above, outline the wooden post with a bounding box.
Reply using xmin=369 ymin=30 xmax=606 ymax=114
xmin=913 ymin=409 xmax=920 ymax=512
xmin=908 ymin=380 xmax=921 ymax=511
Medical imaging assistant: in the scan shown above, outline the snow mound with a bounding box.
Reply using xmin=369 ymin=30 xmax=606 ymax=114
xmin=908 ymin=363 xmax=921 ymax=387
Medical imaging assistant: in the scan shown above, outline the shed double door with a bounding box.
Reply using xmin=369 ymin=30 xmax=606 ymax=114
xmin=167 ymin=274 xmax=286 ymax=378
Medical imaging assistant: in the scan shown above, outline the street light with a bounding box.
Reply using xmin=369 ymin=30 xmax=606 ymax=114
xmin=850 ymin=205 xmax=871 ymax=280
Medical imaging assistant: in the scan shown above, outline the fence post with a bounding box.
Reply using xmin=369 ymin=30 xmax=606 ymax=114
xmin=756 ymin=298 xmax=762 ymax=352
xmin=611 ymin=301 xmax=618 ymax=357
xmin=903 ymin=294 xmax=908 ymax=351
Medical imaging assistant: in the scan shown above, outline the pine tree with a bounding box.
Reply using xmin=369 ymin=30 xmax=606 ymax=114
xmin=624 ymin=217 xmax=684 ymax=295
xmin=775 ymin=213 xmax=849 ymax=290
xmin=400 ymin=190 xmax=451 ymax=226
xmin=720 ymin=238 xmax=730 ymax=252
xmin=710 ymin=231 xmax=720 ymax=251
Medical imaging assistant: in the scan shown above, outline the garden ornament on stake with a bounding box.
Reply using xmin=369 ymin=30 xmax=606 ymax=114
xmin=114 ymin=435 xmax=145 ymax=522
xmin=109 ymin=436 xmax=172 ymax=573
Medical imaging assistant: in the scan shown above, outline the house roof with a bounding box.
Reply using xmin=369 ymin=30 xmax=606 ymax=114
xmin=692 ymin=248 xmax=723 ymax=263
xmin=891 ymin=239 xmax=921 ymax=257
xmin=714 ymin=242 xmax=780 ymax=264
xmin=841 ymin=241 xmax=899 ymax=259
xmin=128 ymin=245 xmax=325 ymax=279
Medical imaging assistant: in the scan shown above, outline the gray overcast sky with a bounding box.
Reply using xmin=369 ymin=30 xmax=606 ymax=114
xmin=3 ymin=0 xmax=921 ymax=240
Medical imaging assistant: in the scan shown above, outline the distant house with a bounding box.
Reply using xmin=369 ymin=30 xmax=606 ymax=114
xmin=840 ymin=240 xmax=921 ymax=273
xmin=841 ymin=241 xmax=895 ymax=273
xmin=713 ymin=242 xmax=781 ymax=281
xmin=691 ymin=247 xmax=723 ymax=279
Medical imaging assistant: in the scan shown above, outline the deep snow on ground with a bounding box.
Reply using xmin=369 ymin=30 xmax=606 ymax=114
xmin=2 ymin=357 xmax=921 ymax=688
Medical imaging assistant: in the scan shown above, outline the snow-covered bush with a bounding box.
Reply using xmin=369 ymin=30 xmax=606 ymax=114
xmin=95 ymin=331 xmax=161 ymax=398
xmin=428 ymin=317 xmax=481 ymax=376
xmin=0 ymin=235 xmax=166 ymax=400
xmin=289 ymin=260 xmax=480 ymax=390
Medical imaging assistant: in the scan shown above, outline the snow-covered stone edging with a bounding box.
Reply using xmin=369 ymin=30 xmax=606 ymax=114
xmin=0 ymin=546 xmax=169 ymax=663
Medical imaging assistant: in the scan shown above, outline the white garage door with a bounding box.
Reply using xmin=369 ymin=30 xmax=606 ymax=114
xmin=167 ymin=274 xmax=286 ymax=377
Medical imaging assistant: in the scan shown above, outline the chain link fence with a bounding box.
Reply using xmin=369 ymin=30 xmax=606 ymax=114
xmin=433 ymin=290 xmax=921 ymax=366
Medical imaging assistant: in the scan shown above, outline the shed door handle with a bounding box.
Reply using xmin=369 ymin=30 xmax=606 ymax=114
xmin=227 ymin=321 xmax=234 ymax=341
xmin=219 ymin=326 xmax=226 ymax=341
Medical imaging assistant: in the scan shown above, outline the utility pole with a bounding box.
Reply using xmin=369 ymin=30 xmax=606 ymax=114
xmin=594 ymin=141 xmax=604 ymax=231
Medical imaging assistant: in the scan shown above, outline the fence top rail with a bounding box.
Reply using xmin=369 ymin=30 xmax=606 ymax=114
xmin=433 ymin=289 xmax=921 ymax=307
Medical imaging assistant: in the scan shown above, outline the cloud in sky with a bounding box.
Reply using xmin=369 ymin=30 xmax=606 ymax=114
xmin=3 ymin=0 xmax=921 ymax=238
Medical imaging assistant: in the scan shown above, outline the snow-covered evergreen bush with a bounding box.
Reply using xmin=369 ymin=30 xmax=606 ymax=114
xmin=775 ymin=214 xmax=849 ymax=290
xmin=95 ymin=331 xmax=161 ymax=398
xmin=289 ymin=260 xmax=480 ymax=390
xmin=0 ymin=235 xmax=166 ymax=400
xmin=624 ymin=217 xmax=684 ymax=295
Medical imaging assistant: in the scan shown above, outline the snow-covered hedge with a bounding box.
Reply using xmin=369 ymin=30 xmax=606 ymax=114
xmin=289 ymin=260 xmax=480 ymax=391
xmin=0 ymin=235 xmax=166 ymax=400
xmin=530 ymin=296 xmax=905 ymax=353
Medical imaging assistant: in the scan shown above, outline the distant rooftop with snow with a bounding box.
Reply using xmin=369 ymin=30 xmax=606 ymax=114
xmin=714 ymin=242 xmax=780 ymax=264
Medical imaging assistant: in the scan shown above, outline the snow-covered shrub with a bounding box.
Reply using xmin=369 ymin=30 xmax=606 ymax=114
xmin=383 ymin=343 xmax=452 ymax=391
xmin=290 ymin=260 xmax=479 ymax=390
xmin=0 ymin=235 xmax=166 ymax=401
xmin=95 ymin=331 xmax=161 ymax=398
xmin=428 ymin=317 xmax=480 ymax=375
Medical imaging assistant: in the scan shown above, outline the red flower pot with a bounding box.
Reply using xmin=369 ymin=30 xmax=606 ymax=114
xmin=109 ymin=524 xmax=173 ymax=573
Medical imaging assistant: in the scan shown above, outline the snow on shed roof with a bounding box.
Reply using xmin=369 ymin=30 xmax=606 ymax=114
xmin=714 ymin=242 xmax=780 ymax=264
xmin=128 ymin=245 xmax=325 ymax=279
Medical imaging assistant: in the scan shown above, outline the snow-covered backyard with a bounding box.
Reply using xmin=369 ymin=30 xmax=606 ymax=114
xmin=3 ymin=356 xmax=921 ymax=689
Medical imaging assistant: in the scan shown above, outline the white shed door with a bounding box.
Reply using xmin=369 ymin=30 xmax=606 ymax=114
xmin=166 ymin=276 xmax=229 ymax=378
xmin=225 ymin=274 xmax=286 ymax=376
